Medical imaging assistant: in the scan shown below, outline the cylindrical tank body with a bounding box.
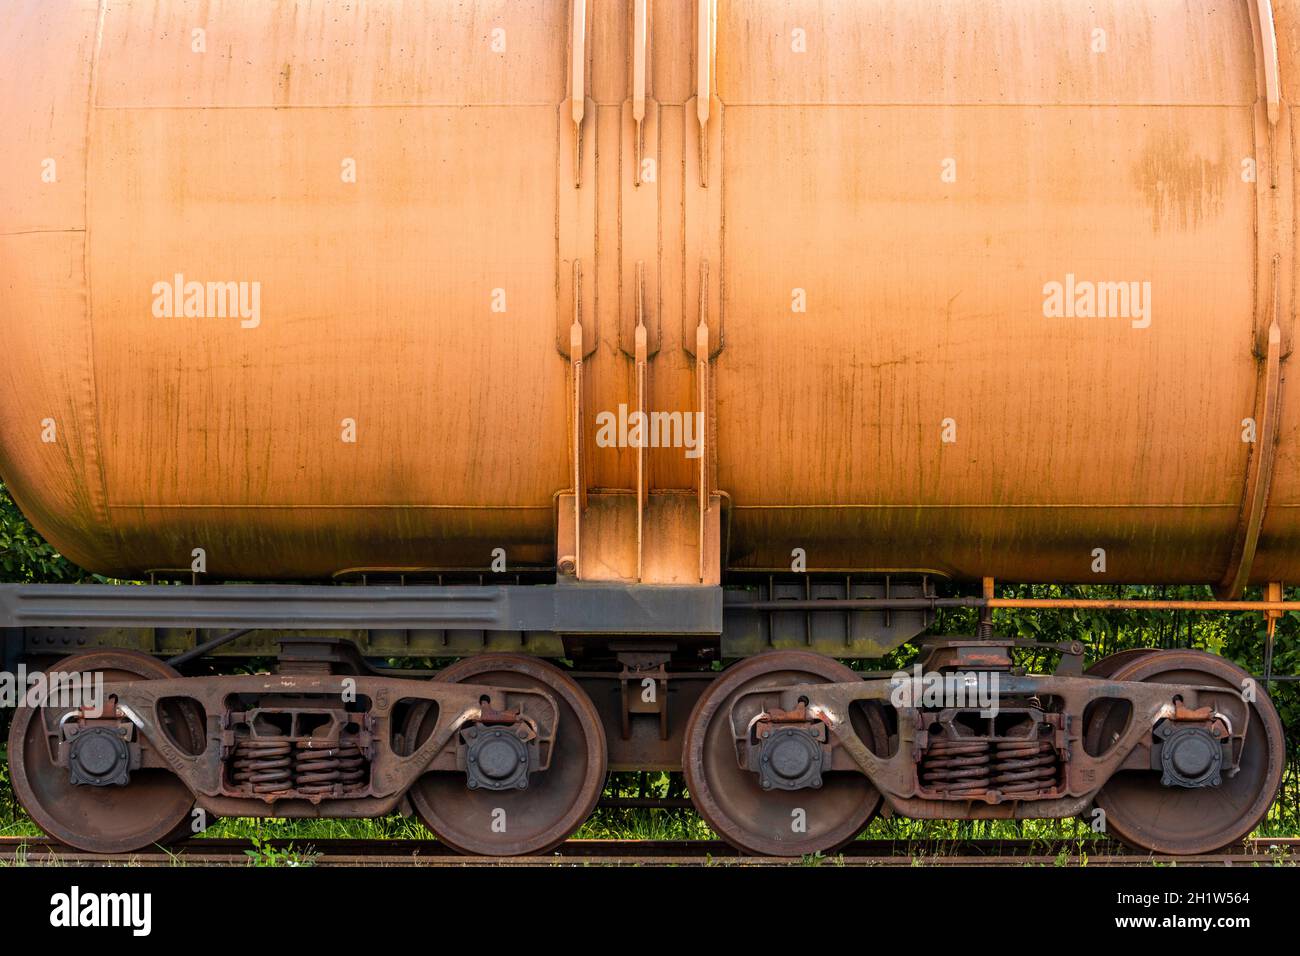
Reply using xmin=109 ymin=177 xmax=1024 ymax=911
xmin=1 ymin=0 xmax=1298 ymax=587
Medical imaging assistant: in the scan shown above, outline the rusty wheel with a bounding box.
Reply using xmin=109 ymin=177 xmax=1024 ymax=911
xmin=1085 ymin=648 xmax=1160 ymax=679
xmin=407 ymin=655 xmax=606 ymax=855
xmin=1087 ymin=649 xmax=1285 ymax=855
xmin=683 ymin=651 xmax=886 ymax=857
xmin=8 ymin=649 xmax=201 ymax=853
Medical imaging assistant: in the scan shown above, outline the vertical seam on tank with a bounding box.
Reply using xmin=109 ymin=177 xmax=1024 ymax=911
xmin=79 ymin=0 xmax=120 ymax=569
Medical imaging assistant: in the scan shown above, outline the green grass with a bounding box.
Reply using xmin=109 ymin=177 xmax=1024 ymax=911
xmin=576 ymin=808 xmax=713 ymax=841
xmin=198 ymin=815 xmax=431 ymax=842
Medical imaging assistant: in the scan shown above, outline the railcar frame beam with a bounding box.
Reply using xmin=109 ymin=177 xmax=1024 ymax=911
xmin=0 ymin=583 xmax=723 ymax=635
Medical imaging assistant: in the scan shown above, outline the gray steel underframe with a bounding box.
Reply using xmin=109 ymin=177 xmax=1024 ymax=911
xmin=0 ymin=583 xmax=724 ymax=634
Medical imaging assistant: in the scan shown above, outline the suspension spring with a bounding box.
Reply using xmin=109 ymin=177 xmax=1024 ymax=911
xmin=991 ymin=739 xmax=1058 ymax=793
xmin=919 ymin=739 xmax=991 ymax=797
xmin=293 ymin=737 xmax=366 ymax=794
xmin=920 ymin=738 xmax=1060 ymax=798
xmin=230 ymin=738 xmax=293 ymax=793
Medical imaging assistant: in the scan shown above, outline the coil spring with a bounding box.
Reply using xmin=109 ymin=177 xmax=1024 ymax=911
xmin=294 ymin=737 xmax=366 ymax=794
xmin=919 ymin=739 xmax=991 ymax=797
xmin=231 ymin=736 xmax=367 ymax=794
xmin=992 ymin=739 xmax=1057 ymax=794
xmin=230 ymin=738 xmax=293 ymax=793
xmin=920 ymin=738 xmax=1059 ymax=797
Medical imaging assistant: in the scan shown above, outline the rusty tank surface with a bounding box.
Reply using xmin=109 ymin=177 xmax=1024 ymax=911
xmin=1 ymin=0 xmax=1297 ymax=593
xmin=0 ymin=1 xmax=1294 ymax=861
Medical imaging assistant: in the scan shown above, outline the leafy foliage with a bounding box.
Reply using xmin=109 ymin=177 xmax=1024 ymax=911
xmin=0 ymin=482 xmax=91 ymax=583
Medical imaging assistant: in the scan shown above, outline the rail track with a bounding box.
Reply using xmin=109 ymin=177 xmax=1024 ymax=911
xmin=0 ymin=836 xmax=1295 ymax=867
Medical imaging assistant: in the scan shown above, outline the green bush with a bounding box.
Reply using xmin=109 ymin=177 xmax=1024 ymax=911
xmin=0 ymin=482 xmax=89 ymax=584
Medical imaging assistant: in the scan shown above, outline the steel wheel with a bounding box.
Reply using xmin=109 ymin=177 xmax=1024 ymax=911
xmin=8 ymin=649 xmax=201 ymax=853
xmin=407 ymin=655 xmax=606 ymax=855
xmin=683 ymin=651 xmax=885 ymax=857
xmin=1088 ymin=649 xmax=1285 ymax=855
xmin=1085 ymin=648 xmax=1160 ymax=679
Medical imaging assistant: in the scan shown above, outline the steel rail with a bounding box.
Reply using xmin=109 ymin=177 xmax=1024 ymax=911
xmin=1 ymin=836 xmax=1294 ymax=867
